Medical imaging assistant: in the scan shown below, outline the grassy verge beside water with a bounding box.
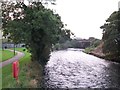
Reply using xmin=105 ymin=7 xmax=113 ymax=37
xmin=2 ymin=48 xmax=42 ymax=88
xmin=84 ymin=47 xmax=95 ymax=54
xmin=2 ymin=49 xmax=16 ymax=62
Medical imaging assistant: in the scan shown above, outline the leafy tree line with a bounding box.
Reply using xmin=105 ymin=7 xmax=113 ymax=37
xmin=83 ymin=37 xmax=101 ymax=53
xmin=100 ymin=10 xmax=120 ymax=61
xmin=88 ymin=37 xmax=101 ymax=48
xmin=2 ymin=1 xmax=72 ymax=66
xmin=53 ymin=37 xmax=100 ymax=50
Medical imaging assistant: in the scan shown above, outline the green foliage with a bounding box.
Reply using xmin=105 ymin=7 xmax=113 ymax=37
xmin=53 ymin=41 xmax=72 ymax=50
xmin=100 ymin=11 xmax=120 ymax=60
xmin=2 ymin=1 xmax=71 ymax=66
xmin=88 ymin=37 xmax=101 ymax=48
xmin=70 ymin=39 xmax=81 ymax=48
xmin=53 ymin=38 xmax=93 ymax=50
xmin=84 ymin=37 xmax=101 ymax=53
xmin=84 ymin=47 xmax=94 ymax=53
xmin=58 ymin=29 xmax=73 ymax=43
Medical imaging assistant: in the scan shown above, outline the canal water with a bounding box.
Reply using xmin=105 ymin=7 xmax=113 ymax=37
xmin=44 ymin=48 xmax=120 ymax=89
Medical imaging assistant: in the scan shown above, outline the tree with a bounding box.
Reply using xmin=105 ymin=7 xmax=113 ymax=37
xmin=100 ymin=11 xmax=120 ymax=60
xmin=2 ymin=1 xmax=71 ymax=66
xmin=88 ymin=37 xmax=101 ymax=48
xmin=58 ymin=29 xmax=73 ymax=43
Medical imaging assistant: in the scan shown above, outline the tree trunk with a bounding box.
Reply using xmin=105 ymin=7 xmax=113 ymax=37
xmin=14 ymin=43 xmax=15 ymax=56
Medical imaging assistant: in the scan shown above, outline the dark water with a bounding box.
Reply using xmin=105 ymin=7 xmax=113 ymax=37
xmin=44 ymin=48 xmax=120 ymax=89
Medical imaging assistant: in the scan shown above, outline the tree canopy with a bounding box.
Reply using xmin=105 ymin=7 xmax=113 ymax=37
xmin=2 ymin=1 xmax=72 ymax=66
xmin=100 ymin=10 xmax=120 ymax=60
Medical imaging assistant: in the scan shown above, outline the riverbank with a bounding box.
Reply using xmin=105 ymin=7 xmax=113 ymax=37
xmin=2 ymin=48 xmax=43 ymax=88
xmin=84 ymin=43 xmax=120 ymax=63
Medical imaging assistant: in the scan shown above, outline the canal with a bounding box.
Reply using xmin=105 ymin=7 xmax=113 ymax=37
xmin=44 ymin=48 xmax=120 ymax=89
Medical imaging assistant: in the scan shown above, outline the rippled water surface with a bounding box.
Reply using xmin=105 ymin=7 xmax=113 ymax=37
xmin=44 ymin=48 xmax=120 ymax=88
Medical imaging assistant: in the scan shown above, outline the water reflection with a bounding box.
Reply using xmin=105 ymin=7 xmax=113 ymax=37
xmin=44 ymin=48 xmax=120 ymax=88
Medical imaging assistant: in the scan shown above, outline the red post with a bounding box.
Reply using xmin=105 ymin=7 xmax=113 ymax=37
xmin=12 ymin=61 xmax=19 ymax=80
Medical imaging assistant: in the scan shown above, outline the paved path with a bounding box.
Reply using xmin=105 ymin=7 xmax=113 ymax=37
xmin=0 ymin=49 xmax=25 ymax=68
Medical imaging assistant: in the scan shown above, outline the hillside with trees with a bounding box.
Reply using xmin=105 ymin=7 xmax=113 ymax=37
xmin=100 ymin=10 xmax=120 ymax=62
xmin=87 ymin=10 xmax=120 ymax=62
xmin=85 ymin=11 xmax=120 ymax=62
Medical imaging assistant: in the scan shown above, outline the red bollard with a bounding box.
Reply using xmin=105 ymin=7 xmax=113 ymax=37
xmin=12 ymin=61 xmax=19 ymax=80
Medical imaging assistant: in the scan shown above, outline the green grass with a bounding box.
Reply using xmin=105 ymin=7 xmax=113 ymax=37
xmin=2 ymin=48 xmax=32 ymax=88
xmin=2 ymin=49 xmax=15 ymax=62
xmin=84 ymin=47 xmax=94 ymax=53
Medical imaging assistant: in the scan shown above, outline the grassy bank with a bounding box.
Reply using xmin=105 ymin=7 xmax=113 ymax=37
xmin=2 ymin=49 xmax=15 ymax=62
xmin=2 ymin=48 xmax=42 ymax=88
xmin=84 ymin=43 xmax=105 ymax=58
xmin=84 ymin=47 xmax=95 ymax=54
xmin=84 ymin=44 xmax=120 ymax=63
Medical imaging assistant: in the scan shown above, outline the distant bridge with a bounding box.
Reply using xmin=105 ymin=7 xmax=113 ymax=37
xmin=75 ymin=39 xmax=91 ymax=49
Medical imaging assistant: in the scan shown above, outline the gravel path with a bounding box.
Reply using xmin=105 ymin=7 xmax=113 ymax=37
xmin=0 ymin=49 xmax=25 ymax=68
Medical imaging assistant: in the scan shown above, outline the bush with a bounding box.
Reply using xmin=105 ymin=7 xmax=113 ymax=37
xmin=23 ymin=49 xmax=26 ymax=51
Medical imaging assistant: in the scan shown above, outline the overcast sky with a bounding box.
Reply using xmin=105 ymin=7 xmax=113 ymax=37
xmin=1 ymin=0 xmax=120 ymax=39
xmin=49 ymin=0 xmax=119 ymax=39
